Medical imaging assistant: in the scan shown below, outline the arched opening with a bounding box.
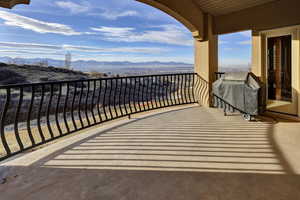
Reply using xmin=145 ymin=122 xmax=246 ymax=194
xmin=0 ymin=0 xmax=206 ymax=160
xmin=0 ymin=0 xmax=194 ymax=77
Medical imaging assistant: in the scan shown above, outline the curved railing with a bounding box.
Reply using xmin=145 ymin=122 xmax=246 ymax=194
xmin=0 ymin=73 xmax=208 ymax=161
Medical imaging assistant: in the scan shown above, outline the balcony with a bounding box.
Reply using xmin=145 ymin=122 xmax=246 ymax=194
xmin=0 ymin=73 xmax=300 ymax=199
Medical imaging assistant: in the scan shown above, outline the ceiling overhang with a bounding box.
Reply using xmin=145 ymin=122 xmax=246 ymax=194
xmin=0 ymin=0 xmax=29 ymax=8
xmin=214 ymin=0 xmax=300 ymax=34
xmin=193 ymin=0 xmax=278 ymax=17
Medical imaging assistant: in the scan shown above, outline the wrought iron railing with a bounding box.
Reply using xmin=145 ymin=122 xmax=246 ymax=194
xmin=0 ymin=73 xmax=208 ymax=161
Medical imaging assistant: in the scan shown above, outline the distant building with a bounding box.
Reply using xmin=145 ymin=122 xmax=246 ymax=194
xmin=65 ymin=52 xmax=72 ymax=69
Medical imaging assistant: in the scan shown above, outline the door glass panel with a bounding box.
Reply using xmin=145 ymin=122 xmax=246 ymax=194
xmin=267 ymin=35 xmax=292 ymax=102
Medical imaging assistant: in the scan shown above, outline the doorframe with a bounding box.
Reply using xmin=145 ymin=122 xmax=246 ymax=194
xmin=260 ymin=26 xmax=300 ymax=116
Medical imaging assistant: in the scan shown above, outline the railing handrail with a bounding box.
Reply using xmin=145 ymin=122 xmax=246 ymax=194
xmin=0 ymin=72 xmax=197 ymax=89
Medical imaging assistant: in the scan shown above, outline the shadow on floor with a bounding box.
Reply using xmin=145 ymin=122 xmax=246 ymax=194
xmin=1 ymin=107 xmax=300 ymax=200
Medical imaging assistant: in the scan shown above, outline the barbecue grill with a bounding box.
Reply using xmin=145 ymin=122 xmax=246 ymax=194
xmin=212 ymin=72 xmax=265 ymax=120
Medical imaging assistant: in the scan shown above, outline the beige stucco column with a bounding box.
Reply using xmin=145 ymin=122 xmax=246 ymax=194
xmin=194 ymin=15 xmax=218 ymax=106
xmin=251 ymin=31 xmax=266 ymax=83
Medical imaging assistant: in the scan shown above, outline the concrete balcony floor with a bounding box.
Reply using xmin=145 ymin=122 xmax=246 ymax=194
xmin=1 ymin=105 xmax=300 ymax=200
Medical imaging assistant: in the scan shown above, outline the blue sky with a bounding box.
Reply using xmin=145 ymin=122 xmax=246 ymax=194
xmin=219 ymin=31 xmax=252 ymax=67
xmin=0 ymin=0 xmax=251 ymax=66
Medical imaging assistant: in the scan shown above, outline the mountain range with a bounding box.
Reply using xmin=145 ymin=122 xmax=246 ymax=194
xmin=0 ymin=56 xmax=193 ymax=72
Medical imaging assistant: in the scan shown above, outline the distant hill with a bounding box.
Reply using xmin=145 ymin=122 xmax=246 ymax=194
xmin=0 ymin=57 xmax=193 ymax=73
xmin=0 ymin=62 xmax=89 ymax=85
xmin=0 ymin=56 xmax=193 ymax=72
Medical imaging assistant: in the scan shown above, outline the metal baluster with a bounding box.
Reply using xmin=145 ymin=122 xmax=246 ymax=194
xmin=186 ymin=74 xmax=191 ymax=103
xmin=108 ymin=79 xmax=113 ymax=119
xmin=71 ymin=82 xmax=78 ymax=130
xmin=172 ymin=75 xmax=177 ymax=105
xmin=14 ymin=87 xmax=24 ymax=150
xmin=165 ymin=76 xmax=170 ymax=107
xmin=162 ymin=76 xmax=167 ymax=107
xmin=27 ymin=86 xmax=36 ymax=146
xmin=55 ymin=84 xmax=63 ymax=135
xmin=78 ymin=81 xmax=84 ymax=128
xmin=146 ymin=77 xmax=151 ymax=110
xmin=142 ymin=77 xmax=146 ymax=111
xmin=91 ymin=80 xmax=97 ymax=123
xmin=84 ymin=81 xmax=91 ymax=126
xmin=138 ymin=77 xmax=142 ymax=112
xmin=112 ymin=78 xmax=118 ymax=118
xmin=118 ymin=78 xmax=124 ymax=117
xmin=177 ymin=75 xmax=182 ymax=105
xmin=133 ymin=77 xmax=138 ymax=113
xmin=156 ymin=76 xmax=162 ymax=108
xmin=63 ymin=83 xmax=70 ymax=133
xmin=128 ymin=78 xmax=133 ymax=114
xmin=46 ymin=84 xmax=54 ymax=138
xmin=0 ymin=88 xmax=11 ymax=155
xmin=183 ymin=74 xmax=187 ymax=104
xmin=139 ymin=77 xmax=144 ymax=111
xmin=96 ymin=80 xmax=103 ymax=123
xmin=154 ymin=76 xmax=158 ymax=108
xmin=170 ymin=75 xmax=175 ymax=106
xmin=167 ymin=75 xmax=172 ymax=106
xmin=141 ymin=77 xmax=145 ymax=111
xmin=160 ymin=76 xmax=166 ymax=107
xmin=102 ymin=80 xmax=108 ymax=121
xmin=123 ymin=78 xmax=129 ymax=116
xmin=148 ymin=76 xmax=152 ymax=109
xmin=153 ymin=76 xmax=158 ymax=108
xmin=37 ymin=85 xmax=46 ymax=142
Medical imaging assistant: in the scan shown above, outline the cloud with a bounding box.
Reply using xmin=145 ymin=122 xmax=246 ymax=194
xmin=91 ymin=10 xmax=139 ymax=20
xmin=54 ymin=0 xmax=138 ymax=19
xmin=0 ymin=42 xmax=61 ymax=50
xmin=0 ymin=11 xmax=83 ymax=35
xmin=55 ymin=1 xmax=90 ymax=14
xmin=62 ymin=45 xmax=168 ymax=54
xmin=238 ymin=40 xmax=252 ymax=45
xmin=73 ymin=54 xmax=193 ymax=63
xmin=91 ymin=27 xmax=135 ymax=37
xmin=0 ymin=49 xmax=63 ymax=56
xmin=91 ymin=25 xmax=192 ymax=46
xmin=0 ymin=41 xmax=169 ymax=54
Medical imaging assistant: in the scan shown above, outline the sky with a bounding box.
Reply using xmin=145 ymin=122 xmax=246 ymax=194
xmin=0 ymin=0 xmax=251 ymax=66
